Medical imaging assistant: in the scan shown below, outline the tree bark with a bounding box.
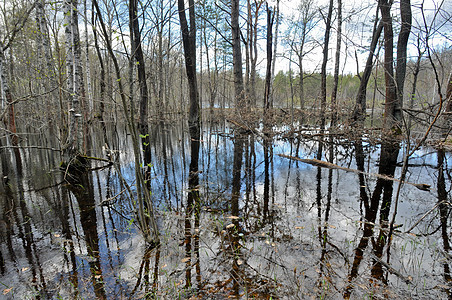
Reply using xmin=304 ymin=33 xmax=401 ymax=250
xmin=64 ymin=0 xmax=84 ymax=156
xmin=231 ymin=0 xmax=245 ymax=111
xmin=0 ymin=48 xmax=23 ymax=175
xmin=379 ymin=0 xmax=398 ymax=130
xmin=264 ymin=3 xmax=275 ymax=111
xmin=395 ymin=0 xmax=412 ymax=123
xmin=92 ymin=0 xmax=159 ymax=245
xmin=178 ymin=0 xmax=200 ymax=139
xmin=331 ymin=0 xmax=342 ymax=127
xmin=352 ymin=14 xmax=383 ymax=124
xmin=320 ymin=0 xmax=334 ymax=130
xmin=130 ymin=0 xmax=149 ymax=133
xmin=178 ymin=0 xmax=201 ymax=287
xmin=446 ymin=72 xmax=452 ymax=113
xmin=269 ymin=0 xmax=280 ymax=108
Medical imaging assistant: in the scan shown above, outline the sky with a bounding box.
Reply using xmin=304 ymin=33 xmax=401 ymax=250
xmin=269 ymin=0 xmax=451 ymax=75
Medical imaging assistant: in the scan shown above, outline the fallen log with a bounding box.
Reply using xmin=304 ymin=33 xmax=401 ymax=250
xmin=277 ymin=154 xmax=430 ymax=191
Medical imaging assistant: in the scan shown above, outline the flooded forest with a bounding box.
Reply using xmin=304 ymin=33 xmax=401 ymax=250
xmin=0 ymin=0 xmax=451 ymax=299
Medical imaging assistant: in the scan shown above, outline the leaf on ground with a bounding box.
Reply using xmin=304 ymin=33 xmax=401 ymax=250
xmin=226 ymin=224 xmax=235 ymax=229
xmin=226 ymin=216 xmax=239 ymax=220
xmin=3 ymin=288 xmax=12 ymax=295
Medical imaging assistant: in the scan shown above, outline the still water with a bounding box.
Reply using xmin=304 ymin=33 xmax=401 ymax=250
xmin=0 ymin=115 xmax=450 ymax=299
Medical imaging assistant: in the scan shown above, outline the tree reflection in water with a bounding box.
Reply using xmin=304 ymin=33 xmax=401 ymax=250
xmin=0 ymin=117 xmax=450 ymax=299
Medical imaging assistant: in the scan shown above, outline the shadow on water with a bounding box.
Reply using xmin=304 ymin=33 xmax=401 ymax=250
xmin=0 ymin=114 xmax=451 ymax=299
xmin=437 ymin=148 xmax=452 ymax=297
xmin=344 ymin=138 xmax=401 ymax=299
xmin=65 ymin=158 xmax=107 ymax=299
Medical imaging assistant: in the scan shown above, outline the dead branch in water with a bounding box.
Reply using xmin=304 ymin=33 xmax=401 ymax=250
xmin=277 ymin=154 xmax=431 ymax=191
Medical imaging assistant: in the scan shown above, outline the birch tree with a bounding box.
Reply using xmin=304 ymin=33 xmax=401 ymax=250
xmin=63 ymin=0 xmax=85 ymax=157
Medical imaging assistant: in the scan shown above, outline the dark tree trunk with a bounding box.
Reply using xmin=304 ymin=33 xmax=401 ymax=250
xmin=178 ymin=0 xmax=201 ymax=288
xmin=231 ymin=0 xmax=245 ymax=111
xmin=352 ymin=18 xmax=383 ymax=124
xmin=92 ymin=6 xmax=106 ymax=127
xmin=264 ymin=3 xmax=275 ymax=111
xmin=92 ymin=0 xmax=159 ymax=245
xmin=446 ymin=73 xmax=452 ymax=113
xmin=130 ymin=0 xmax=152 ymax=183
xmin=130 ymin=0 xmax=149 ymax=133
xmin=178 ymin=0 xmax=200 ymax=139
xmin=379 ymin=0 xmax=398 ymax=130
xmin=395 ymin=0 xmax=412 ymax=123
xmin=331 ymin=0 xmax=342 ymax=127
xmin=320 ymin=0 xmax=334 ymax=129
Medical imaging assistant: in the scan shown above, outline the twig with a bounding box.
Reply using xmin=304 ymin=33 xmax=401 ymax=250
xmin=0 ymin=145 xmax=61 ymax=152
xmin=99 ymin=187 xmax=128 ymax=206
xmin=369 ymin=253 xmax=412 ymax=284
xmin=403 ymin=200 xmax=449 ymax=234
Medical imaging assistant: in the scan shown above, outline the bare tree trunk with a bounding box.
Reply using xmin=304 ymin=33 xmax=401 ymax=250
xmin=298 ymin=51 xmax=305 ymax=111
xmin=158 ymin=3 xmax=165 ymax=119
xmin=231 ymin=0 xmax=245 ymax=111
xmin=407 ymin=38 xmax=422 ymax=132
xmin=84 ymin=0 xmax=93 ymax=113
xmin=443 ymin=72 xmax=452 ymax=138
xmin=202 ymin=3 xmax=218 ymax=111
xmin=352 ymin=13 xmax=383 ymax=124
xmin=92 ymin=7 xmax=106 ymax=125
xmin=64 ymin=0 xmax=84 ymax=156
xmin=249 ymin=1 xmax=262 ymax=108
xmin=395 ymin=0 xmax=411 ymax=124
xmin=245 ymin=0 xmax=251 ymax=105
xmin=92 ymin=0 xmax=159 ymax=245
xmin=379 ymin=0 xmax=398 ymax=130
xmin=331 ymin=0 xmax=342 ymax=127
xmin=446 ymin=72 xmax=452 ymax=114
xmin=130 ymin=0 xmax=149 ymax=133
xmin=264 ymin=3 xmax=275 ymax=111
xmin=0 ymin=48 xmax=23 ymax=175
xmin=269 ymin=0 xmax=280 ymax=108
xmin=178 ymin=0 xmax=201 ymax=287
xmin=178 ymin=0 xmax=200 ymax=139
xmin=320 ymin=0 xmax=334 ymax=130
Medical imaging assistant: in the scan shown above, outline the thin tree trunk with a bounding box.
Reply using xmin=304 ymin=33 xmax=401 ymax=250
xmin=0 ymin=49 xmax=23 ymax=175
xmin=352 ymin=14 xmax=383 ymax=125
xmin=249 ymin=1 xmax=262 ymax=108
xmin=178 ymin=0 xmax=201 ymax=287
xmin=92 ymin=7 xmax=106 ymax=125
xmin=84 ymin=0 xmax=93 ymax=113
xmin=379 ymin=0 xmax=398 ymax=130
xmin=231 ymin=0 xmax=245 ymax=111
xmin=299 ymin=52 xmax=305 ymax=110
xmin=320 ymin=0 xmax=334 ymax=130
xmin=395 ymin=0 xmax=411 ymax=122
xmin=264 ymin=3 xmax=275 ymax=111
xmin=92 ymin=0 xmax=159 ymax=245
xmin=178 ymin=0 xmax=200 ymax=138
xmin=331 ymin=0 xmax=342 ymax=127
xmin=130 ymin=0 xmax=149 ymax=133
xmin=407 ymin=42 xmax=422 ymax=132
xmin=269 ymin=0 xmax=280 ymax=108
